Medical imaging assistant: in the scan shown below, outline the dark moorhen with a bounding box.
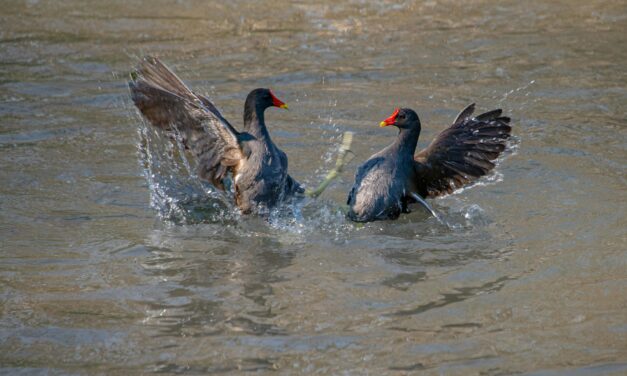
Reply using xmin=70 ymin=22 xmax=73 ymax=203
xmin=129 ymin=56 xmax=303 ymax=214
xmin=347 ymin=105 xmax=511 ymax=222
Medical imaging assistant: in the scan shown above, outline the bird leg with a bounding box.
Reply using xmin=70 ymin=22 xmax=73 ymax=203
xmin=305 ymin=131 xmax=355 ymax=198
xmin=409 ymin=192 xmax=441 ymax=221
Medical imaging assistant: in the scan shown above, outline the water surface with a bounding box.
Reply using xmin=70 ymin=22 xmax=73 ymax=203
xmin=1 ymin=0 xmax=626 ymax=374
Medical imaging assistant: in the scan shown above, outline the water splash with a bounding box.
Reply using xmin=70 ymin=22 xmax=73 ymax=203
xmin=134 ymin=106 xmax=493 ymax=237
xmin=498 ymin=80 xmax=536 ymax=104
xmin=136 ymin=117 xmax=487 ymax=238
xmin=136 ymin=116 xmax=353 ymax=232
xmin=137 ymin=121 xmax=237 ymax=225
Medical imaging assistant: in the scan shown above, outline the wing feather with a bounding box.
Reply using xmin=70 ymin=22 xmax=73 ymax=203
xmin=414 ymin=105 xmax=511 ymax=198
xmin=129 ymin=56 xmax=243 ymax=188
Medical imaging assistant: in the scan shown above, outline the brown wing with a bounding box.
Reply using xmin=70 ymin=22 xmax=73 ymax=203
xmin=128 ymin=56 xmax=243 ymax=189
xmin=413 ymin=103 xmax=511 ymax=198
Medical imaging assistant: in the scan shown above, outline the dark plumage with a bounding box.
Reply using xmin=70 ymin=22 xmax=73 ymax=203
xmin=347 ymin=105 xmax=511 ymax=222
xmin=129 ymin=56 xmax=302 ymax=214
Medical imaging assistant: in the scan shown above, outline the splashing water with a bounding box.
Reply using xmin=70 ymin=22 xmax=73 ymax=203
xmin=137 ymin=121 xmax=238 ymax=224
xmin=136 ymin=116 xmax=353 ymax=231
xmin=135 ymin=102 xmax=501 ymax=236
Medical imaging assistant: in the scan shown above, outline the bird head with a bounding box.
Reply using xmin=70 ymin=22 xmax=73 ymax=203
xmin=247 ymin=88 xmax=288 ymax=111
xmin=379 ymin=108 xmax=420 ymax=130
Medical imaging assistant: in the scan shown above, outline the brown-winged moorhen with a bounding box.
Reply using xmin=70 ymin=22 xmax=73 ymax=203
xmin=129 ymin=57 xmax=302 ymax=214
xmin=347 ymin=105 xmax=511 ymax=222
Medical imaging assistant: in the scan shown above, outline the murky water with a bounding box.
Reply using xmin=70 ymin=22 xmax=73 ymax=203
xmin=1 ymin=0 xmax=626 ymax=374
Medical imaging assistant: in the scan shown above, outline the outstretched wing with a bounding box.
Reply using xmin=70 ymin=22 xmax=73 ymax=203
xmin=128 ymin=56 xmax=243 ymax=188
xmin=413 ymin=103 xmax=511 ymax=198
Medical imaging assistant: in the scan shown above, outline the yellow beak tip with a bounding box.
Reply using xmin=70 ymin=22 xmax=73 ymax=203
xmin=280 ymin=104 xmax=289 ymax=110
xmin=379 ymin=121 xmax=387 ymax=127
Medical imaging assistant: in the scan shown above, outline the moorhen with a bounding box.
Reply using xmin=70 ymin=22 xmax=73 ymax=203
xmin=129 ymin=57 xmax=303 ymax=214
xmin=347 ymin=105 xmax=511 ymax=222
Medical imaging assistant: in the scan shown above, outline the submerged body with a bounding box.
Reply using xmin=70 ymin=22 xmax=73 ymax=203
xmin=129 ymin=57 xmax=302 ymax=214
xmin=348 ymin=106 xmax=511 ymax=222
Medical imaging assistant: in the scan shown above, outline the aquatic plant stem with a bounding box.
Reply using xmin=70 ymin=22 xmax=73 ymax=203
xmin=305 ymin=131 xmax=355 ymax=198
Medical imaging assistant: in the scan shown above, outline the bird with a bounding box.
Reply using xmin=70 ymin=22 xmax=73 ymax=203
xmin=128 ymin=56 xmax=303 ymax=214
xmin=346 ymin=105 xmax=511 ymax=222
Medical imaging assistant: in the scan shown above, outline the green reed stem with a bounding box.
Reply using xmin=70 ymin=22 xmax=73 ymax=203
xmin=306 ymin=131 xmax=355 ymax=199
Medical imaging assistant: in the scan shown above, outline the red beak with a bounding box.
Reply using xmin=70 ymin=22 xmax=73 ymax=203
xmin=380 ymin=108 xmax=400 ymax=127
xmin=269 ymin=90 xmax=288 ymax=109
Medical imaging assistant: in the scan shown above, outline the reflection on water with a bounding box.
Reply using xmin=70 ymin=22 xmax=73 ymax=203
xmin=140 ymin=234 xmax=296 ymax=339
xmin=1 ymin=0 xmax=626 ymax=374
xmin=388 ymin=276 xmax=514 ymax=317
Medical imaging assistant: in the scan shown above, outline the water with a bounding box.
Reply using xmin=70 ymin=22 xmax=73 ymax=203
xmin=1 ymin=0 xmax=626 ymax=374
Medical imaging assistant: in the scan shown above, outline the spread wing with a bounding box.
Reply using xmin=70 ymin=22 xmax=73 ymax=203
xmin=128 ymin=56 xmax=243 ymax=188
xmin=413 ymin=103 xmax=511 ymax=198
